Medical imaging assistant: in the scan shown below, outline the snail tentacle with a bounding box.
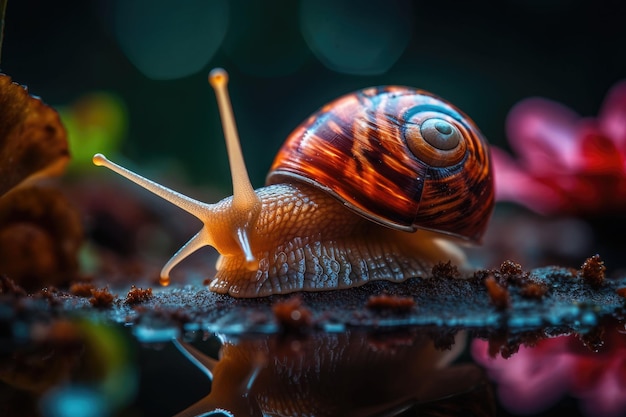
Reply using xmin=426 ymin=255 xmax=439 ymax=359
xmin=208 ymin=68 xmax=262 ymax=271
xmin=93 ymin=69 xmax=264 ymax=285
xmin=209 ymin=68 xmax=262 ymax=221
xmin=160 ymin=228 xmax=213 ymax=286
xmin=92 ymin=153 xmax=213 ymax=219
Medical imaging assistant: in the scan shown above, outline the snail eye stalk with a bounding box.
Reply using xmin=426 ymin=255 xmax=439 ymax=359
xmin=93 ymin=69 xmax=262 ymax=285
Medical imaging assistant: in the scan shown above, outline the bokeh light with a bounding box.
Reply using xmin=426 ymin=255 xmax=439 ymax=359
xmin=220 ymin=0 xmax=311 ymax=77
xmin=113 ymin=0 xmax=228 ymax=80
xmin=300 ymin=0 xmax=413 ymax=75
xmin=41 ymin=386 xmax=108 ymax=417
xmin=60 ymin=92 xmax=128 ymax=171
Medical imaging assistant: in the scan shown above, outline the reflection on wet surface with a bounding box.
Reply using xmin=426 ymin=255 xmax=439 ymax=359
xmin=473 ymin=319 xmax=626 ymax=417
xmin=1 ymin=261 xmax=626 ymax=416
xmin=170 ymin=329 xmax=491 ymax=417
xmin=2 ymin=313 xmax=626 ymax=416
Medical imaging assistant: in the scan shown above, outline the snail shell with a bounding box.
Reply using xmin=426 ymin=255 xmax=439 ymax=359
xmin=93 ymin=70 xmax=493 ymax=298
xmin=268 ymin=86 xmax=493 ymax=242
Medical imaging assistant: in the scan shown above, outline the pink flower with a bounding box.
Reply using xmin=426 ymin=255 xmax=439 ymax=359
xmin=472 ymin=326 xmax=626 ymax=417
xmin=493 ymin=80 xmax=626 ymax=215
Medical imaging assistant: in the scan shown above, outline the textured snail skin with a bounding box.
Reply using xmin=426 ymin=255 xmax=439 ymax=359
xmin=210 ymin=182 xmax=459 ymax=297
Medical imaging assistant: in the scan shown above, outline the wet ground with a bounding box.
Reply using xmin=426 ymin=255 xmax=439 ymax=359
xmin=1 ymin=254 xmax=625 ymax=417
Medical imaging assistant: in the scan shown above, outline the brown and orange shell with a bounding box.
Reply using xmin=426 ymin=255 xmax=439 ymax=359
xmin=266 ymin=86 xmax=494 ymax=242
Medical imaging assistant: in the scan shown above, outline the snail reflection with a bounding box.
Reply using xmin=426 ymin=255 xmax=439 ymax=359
xmin=171 ymin=330 xmax=492 ymax=417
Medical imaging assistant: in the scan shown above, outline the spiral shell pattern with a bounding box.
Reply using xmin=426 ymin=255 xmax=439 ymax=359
xmin=267 ymin=86 xmax=494 ymax=242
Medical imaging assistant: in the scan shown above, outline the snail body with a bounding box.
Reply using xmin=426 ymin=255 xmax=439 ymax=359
xmin=93 ymin=69 xmax=493 ymax=298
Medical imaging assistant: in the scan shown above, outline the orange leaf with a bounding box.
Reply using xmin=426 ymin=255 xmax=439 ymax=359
xmin=0 ymin=74 xmax=69 ymax=196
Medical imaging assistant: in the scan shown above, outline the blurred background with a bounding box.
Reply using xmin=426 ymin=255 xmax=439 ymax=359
xmin=2 ymin=0 xmax=626 ymax=193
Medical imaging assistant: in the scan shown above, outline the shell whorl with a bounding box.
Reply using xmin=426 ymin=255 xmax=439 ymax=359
xmin=267 ymin=86 xmax=494 ymax=242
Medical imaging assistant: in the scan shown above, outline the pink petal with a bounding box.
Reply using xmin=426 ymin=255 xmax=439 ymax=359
xmin=575 ymin=354 xmax=626 ymax=417
xmin=497 ymin=354 xmax=574 ymax=415
xmin=491 ymin=147 xmax=565 ymax=214
xmin=599 ymin=80 xmax=626 ymax=149
xmin=473 ymin=329 xmax=626 ymax=417
xmin=506 ymin=97 xmax=581 ymax=173
xmin=471 ymin=338 xmax=574 ymax=415
xmin=577 ymin=122 xmax=624 ymax=175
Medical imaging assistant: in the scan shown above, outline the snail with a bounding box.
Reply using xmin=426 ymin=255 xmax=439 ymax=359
xmin=93 ymin=68 xmax=493 ymax=298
